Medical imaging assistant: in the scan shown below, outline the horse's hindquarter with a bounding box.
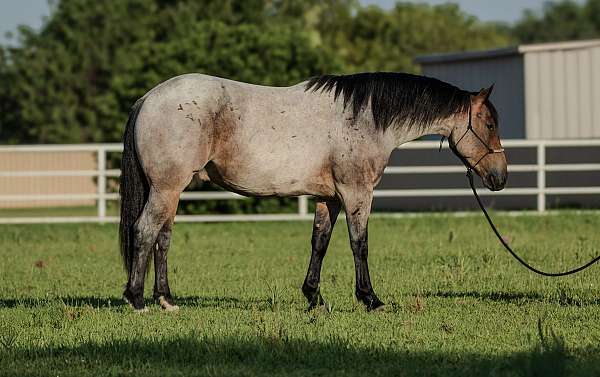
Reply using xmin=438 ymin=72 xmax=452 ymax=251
xmin=207 ymin=82 xmax=341 ymax=198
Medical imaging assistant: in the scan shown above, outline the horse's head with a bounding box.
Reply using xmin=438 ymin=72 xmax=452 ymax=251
xmin=449 ymin=85 xmax=507 ymax=191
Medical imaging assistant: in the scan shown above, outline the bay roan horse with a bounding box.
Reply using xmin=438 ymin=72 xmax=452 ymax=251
xmin=119 ymin=72 xmax=507 ymax=312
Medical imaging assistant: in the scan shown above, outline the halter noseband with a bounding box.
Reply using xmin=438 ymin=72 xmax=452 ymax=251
xmin=452 ymin=103 xmax=600 ymax=277
xmin=449 ymin=105 xmax=504 ymax=172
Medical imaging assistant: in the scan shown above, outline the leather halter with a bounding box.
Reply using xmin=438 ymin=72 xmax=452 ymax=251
xmin=450 ymin=104 xmax=600 ymax=277
xmin=448 ymin=105 xmax=504 ymax=172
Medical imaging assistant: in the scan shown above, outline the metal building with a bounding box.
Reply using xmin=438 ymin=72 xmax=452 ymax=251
xmin=416 ymin=39 xmax=600 ymax=139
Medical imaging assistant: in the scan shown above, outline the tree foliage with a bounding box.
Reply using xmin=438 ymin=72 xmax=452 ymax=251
xmin=326 ymin=3 xmax=512 ymax=73
xmin=0 ymin=0 xmax=342 ymax=144
xmin=4 ymin=1 xmax=600 ymax=144
xmin=0 ymin=0 xmax=512 ymax=145
xmin=513 ymin=0 xmax=600 ymax=43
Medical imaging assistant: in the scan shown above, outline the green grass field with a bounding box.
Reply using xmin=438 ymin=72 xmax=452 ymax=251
xmin=1 ymin=213 xmax=599 ymax=376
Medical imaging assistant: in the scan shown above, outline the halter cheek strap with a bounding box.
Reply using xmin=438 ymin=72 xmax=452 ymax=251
xmin=449 ymin=106 xmax=504 ymax=171
xmin=452 ymin=106 xmax=600 ymax=276
xmin=450 ymin=105 xmax=600 ymax=276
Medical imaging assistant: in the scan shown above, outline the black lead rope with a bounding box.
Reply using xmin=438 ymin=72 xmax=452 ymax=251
xmin=447 ymin=106 xmax=600 ymax=276
xmin=466 ymin=168 xmax=600 ymax=277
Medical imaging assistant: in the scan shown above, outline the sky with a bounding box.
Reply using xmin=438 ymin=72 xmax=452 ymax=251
xmin=0 ymin=0 xmax=586 ymax=45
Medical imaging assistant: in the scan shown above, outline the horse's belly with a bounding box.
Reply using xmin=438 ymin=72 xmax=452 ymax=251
xmin=203 ymin=155 xmax=335 ymax=198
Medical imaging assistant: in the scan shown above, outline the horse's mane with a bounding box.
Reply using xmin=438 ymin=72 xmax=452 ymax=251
xmin=305 ymin=72 xmax=472 ymax=131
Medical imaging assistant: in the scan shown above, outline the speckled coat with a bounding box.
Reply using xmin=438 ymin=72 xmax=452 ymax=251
xmin=119 ymin=73 xmax=506 ymax=312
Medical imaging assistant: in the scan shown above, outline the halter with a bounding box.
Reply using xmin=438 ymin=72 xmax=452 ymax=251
xmin=444 ymin=105 xmax=600 ymax=276
xmin=448 ymin=105 xmax=504 ymax=172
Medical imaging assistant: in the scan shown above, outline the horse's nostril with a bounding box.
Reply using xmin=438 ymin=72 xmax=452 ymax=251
xmin=488 ymin=168 xmax=506 ymax=190
xmin=491 ymin=175 xmax=500 ymax=189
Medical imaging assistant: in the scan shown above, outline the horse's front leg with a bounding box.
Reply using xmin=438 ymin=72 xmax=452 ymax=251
xmin=339 ymin=187 xmax=385 ymax=311
xmin=302 ymin=200 xmax=341 ymax=310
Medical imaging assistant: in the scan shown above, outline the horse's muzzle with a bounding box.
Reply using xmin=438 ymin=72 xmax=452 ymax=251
xmin=484 ymin=167 xmax=507 ymax=191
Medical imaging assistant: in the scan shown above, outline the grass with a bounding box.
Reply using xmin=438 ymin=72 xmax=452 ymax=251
xmin=1 ymin=213 xmax=600 ymax=376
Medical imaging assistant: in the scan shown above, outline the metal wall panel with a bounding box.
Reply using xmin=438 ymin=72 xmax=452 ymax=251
xmin=524 ymin=53 xmax=541 ymax=138
xmin=524 ymin=46 xmax=600 ymax=139
xmin=592 ymin=48 xmax=600 ymax=138
xmin=421 ymin=55 xmax=526 ymax=139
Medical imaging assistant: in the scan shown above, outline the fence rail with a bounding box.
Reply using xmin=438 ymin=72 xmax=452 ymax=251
xmin=1 ymin=139 xmax=600 ymax=224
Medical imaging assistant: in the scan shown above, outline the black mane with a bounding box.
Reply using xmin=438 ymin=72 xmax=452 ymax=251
xmin=305 ymin=72 xmax=472 ymax=131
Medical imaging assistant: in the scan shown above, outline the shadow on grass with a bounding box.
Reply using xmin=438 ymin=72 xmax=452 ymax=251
xmin=2 ymin=289 xmax=598 ymax=311
xmin=0 ymin=295 xmax=267 ymax=310
xmin=1 ymin=329 xmax=598 ymax=377
xmin=425 ymin=290 xmax=600 ymax=306
xmin=0 ymin=296 xmax=122 ymax=309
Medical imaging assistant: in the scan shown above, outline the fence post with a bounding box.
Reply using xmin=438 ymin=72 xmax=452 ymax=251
xmin=97 ymin=147 xmax=107 ymax=222
xmin=298 ymin=196 xmax=308 ymax=217
xmin=537 ymin=142 xmax=546 ymax=212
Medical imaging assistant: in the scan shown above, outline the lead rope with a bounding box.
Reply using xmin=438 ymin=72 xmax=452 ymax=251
xmin=466 ymin=168 xmax=600 ymax=276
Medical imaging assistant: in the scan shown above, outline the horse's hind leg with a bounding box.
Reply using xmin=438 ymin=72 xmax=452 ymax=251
xmin=153 ymin=218 xmax=178 ymax=311
xmin=124 ymin=188 xmax=180 ymax=311
xmin=302 ymin=200 xmax=341 ymax=309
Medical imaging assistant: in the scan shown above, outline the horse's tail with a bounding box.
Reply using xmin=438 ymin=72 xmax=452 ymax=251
xmin=119 ymin=98 xmax=148 ymax=278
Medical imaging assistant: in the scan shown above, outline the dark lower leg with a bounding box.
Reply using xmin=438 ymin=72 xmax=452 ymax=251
xmin=302 ymin=201 xmax=341 ymax=309
xmin=123 ymin=191 xmax=176 ymax=311
xmin=344 ymin=195 xmax=384 ymax=311
xmin=124 ymin=223 xmax=157 ymax=310
xmin=153 ymin=221 xmax=174 ymax=306
xmin=351 ymin=235 xmax=384 ymax=310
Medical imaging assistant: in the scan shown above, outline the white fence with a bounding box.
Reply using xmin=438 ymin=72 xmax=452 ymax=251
xmin=1 ymin=139 xmax=600 ymax=224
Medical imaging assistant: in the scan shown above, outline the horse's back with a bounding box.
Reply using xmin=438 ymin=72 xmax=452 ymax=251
xmin=133 ymin=73 xmax=341 ymax=197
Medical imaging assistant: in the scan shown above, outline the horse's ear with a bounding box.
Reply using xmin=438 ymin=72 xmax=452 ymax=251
xmin=472 ymin=84 xmax=494 ymax=106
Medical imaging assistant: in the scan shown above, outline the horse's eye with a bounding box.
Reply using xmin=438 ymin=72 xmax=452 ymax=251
xmin=486 ymin=124 xmax=494 ymax=130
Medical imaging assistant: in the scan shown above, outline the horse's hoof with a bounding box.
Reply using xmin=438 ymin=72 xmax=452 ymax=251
xmin=367 ymin=300 xmax=386 ymax=312
xmin=134 ymin=307 xmax=149 ymax=314
xmin=303 ymin=288 xmax=326 ymax=311
xmin=158 ymin=296 xmax=179 ymax=312
xmin=123 ymin=289 xmax=146 ymax=311
xmin=357 ymin=292 xmax=385 ymax=312
xmin=372 ymin=304 xmax=386 ymax=312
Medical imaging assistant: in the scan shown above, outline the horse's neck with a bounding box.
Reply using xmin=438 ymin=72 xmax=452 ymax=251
xmin=388 ymin=117 xmax=457 ymax=148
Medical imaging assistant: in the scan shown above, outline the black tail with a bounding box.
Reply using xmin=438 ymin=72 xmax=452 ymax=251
xmin=119 ymin=98 xmax=148 ymax=278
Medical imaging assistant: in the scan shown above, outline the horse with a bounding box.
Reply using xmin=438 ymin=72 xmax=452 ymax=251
xmin=119 ymin=72 xmax=507 ymax=312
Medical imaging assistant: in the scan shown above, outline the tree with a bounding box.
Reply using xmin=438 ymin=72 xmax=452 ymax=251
xmin=513 ymin=0 xmax=600 ymax=43
xmin=0 ymin=0 xmax=513 ymax=144
xmin=318 ymin=3 xmax=513 ymax=73
xmin=0 ymin=0 xmax=341 ymax=144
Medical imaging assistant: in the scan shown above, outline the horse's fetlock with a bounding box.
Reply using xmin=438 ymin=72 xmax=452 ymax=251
xmin=153 ymin=290 xmax=173 ymax=303
xmin=356 ymin=290 xmax=385 ymax=311
xmin=123 ymin=287 xmax=145 ymax=310
xmin=302 ymin=281 xmax=318 ymax=297
xmin=302 ymin=283 xmax=325 ymax=308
